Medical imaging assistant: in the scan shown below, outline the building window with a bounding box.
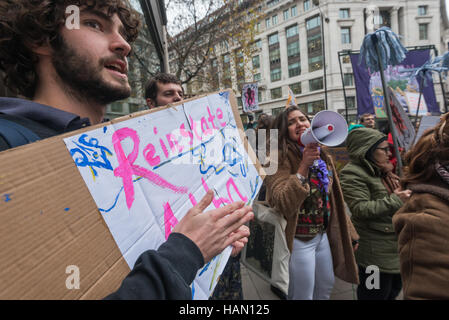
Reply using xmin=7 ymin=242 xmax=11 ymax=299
xmin=268 ymin=33 xmax=279 ymax=45
xmin=272 ymin=106 xmax=284 ymax=117
xmin=307 ymin=33 xmax=321 ymax=54
xmin=309 ymin=77 xmax=324 ymax=91
xmin=307 ymin=15 xmax=323 ymax=72
xmin=270 ymin=68 xmax=282 ymax=82
xmin=283 ymin=9 xmax=289 ymax=21
xmin=210 ymin=59 xmax=219 ymax=90
xmin=254 ymin=73 xmax=261 ymax=82
xmin=339 ymin=8 xmax=350 ymax=19
xmin=343 ymin=73 xmax=353 ymax=86
xmin=418 ymin=5 xmax=428 ymax=16
xmin=272 ymin=15 xmax=278 ymax=25
xmin=252 ymin=55 xmax=260 ymax=68
xmin=419 ymin=24 xmax=428 ymax=40
xmin=265 ymin=18 xmax=271 ymax=28
xmin=291 ymin=5 xmax=297 ymax=17
xmin=110 ymin=102 xmax=123 ymax=113
xmin=220 ymin=40 xmax=229 ymax=51
xmin=223 ymin=53 xmax=230 ymax=64
xmin=308 ymin=55 xmax=323 ymax=71
xmin=288 ymin=62 xmax=301 ymax=77
xmin=299 ymin=100 xmax=324 ymax=115
xmin=374 ymin=10 xmax=391 ymax=29
xmin=286 ymin=24 xmax=299 ymax=38
xmin=341 ymin=27 xmax=351 ymax=44
xmin=306 ymin=16 xmax=321 ymax=30
xmin=303 ymin=100 xmax=325 ymax=115
xmin=271 ymin=87 xmax=282 ymax=99
xmin=129 ymin=104 xmax=141 ymax=113
xmin=290 ymin=82 xmax=302 ymax=94
xmin=269 ymin=47 xmax=281 ymax=65
xmin=287 ymin=41 xmax=300 ymax=58
xmin=235 ymin=50 xmax=245 ymax=91
xmin=222 ymin=54 xmax=232 ymax=88
xmin=304 ymin=0 xmax=311 ymax=11
xmin=267 ymin=0 xmax=280 ymax=7
xmin=346 ymin=96 xmax=356 ymax=109
xmin=255 ymin=39 xmax=262 ymax=49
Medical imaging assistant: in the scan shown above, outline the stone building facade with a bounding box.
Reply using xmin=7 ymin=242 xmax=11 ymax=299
xmin=174 ymin=0 xmax=449 ymax=125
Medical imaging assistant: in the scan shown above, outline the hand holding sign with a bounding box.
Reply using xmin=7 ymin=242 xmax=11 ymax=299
xmin=64 ymin=91 xmax=262 ymax=299
xmin=173 ymin=190 xmax=254 ymax=263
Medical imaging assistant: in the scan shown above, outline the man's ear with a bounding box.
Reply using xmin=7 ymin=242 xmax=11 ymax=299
xmin=30 ymin=41 xmax=53 ymax=56
xmin=146 ymin=98 xmax=156 ymax=109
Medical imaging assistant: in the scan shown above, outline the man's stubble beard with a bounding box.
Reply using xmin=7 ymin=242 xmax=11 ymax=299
xmin=51 ymin=35 xmax=131 ymax=106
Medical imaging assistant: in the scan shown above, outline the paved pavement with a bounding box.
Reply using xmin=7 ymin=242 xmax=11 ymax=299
xmin=241 ymin=262 xmax=403 ymax=300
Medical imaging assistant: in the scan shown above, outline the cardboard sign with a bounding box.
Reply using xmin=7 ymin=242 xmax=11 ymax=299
xmin=405 ymin=91 xmax=428 ymax=116
xmin=414 ymin=116 xmax=441 ymax=145
xmin=388 ymin=87 xmax=416 ymax=151
xmin=0 ymin=90 xmax=263 ymax=299
xmin=325 ymin=147 xmax=350 ymax=174
xmin=241 ymin=83 xmax=259 ymax=113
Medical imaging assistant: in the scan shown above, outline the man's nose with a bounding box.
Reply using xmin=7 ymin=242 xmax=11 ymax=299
xmin=110 ymin=31 xmax=132 ymax=58
xmin=173 ymin=93 xmax=182 ymax=102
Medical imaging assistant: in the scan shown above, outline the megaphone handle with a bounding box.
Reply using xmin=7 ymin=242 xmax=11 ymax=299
xmin=311 ymin=147 xmax=321 ymax=169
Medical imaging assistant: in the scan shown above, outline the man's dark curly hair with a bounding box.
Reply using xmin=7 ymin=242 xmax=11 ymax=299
xmin=144 ymin=73 xmax=183 ymax=100
xmin=0 ymin=0 xmax=140 ymax=98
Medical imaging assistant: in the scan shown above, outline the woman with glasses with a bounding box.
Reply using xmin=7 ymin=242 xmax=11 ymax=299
xmin=339 ymin=126 xmax=411 ymax=300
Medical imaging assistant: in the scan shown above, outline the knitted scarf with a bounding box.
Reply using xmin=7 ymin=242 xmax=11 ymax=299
xmin=375 ymin=160 xmax=401 ymax=194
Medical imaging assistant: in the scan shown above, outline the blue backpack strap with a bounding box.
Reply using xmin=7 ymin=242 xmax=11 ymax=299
xmin=0 ymin=118 xmax=41 ymax=148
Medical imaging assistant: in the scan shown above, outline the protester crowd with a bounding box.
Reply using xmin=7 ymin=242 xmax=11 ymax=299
xmin=1 ymin=0 xmax=449 ymax=301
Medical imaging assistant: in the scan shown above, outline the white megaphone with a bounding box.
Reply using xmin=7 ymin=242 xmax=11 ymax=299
xmin=300 ymin=110 xmax=348 ymax=147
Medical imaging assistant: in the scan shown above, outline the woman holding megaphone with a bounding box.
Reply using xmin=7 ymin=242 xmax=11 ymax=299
xmin=265 ymin=106 xmax=359 ymax=300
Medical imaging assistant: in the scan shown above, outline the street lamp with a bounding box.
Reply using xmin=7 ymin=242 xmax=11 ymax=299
xmin=313 ymin=0 xmax=329 ymax=110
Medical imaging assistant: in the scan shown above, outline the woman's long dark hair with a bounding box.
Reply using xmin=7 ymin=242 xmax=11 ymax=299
xmin=272 ymin=106 xmax=309 ymax=163
xmin=272 ymin=106 xmax=331 ymax=166
xmin=402 ymin=112 xmax=449 ymax=187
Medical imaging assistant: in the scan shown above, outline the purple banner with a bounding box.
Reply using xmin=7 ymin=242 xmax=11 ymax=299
xmin=350 ymin=49 xmax=439 ymax=118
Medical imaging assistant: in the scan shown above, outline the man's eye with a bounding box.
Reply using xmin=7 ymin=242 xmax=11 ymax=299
xmin=85 ymin=20 xmax=102 ymax=30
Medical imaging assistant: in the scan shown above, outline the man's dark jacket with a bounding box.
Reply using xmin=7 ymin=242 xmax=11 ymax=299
xmin=0 ymin=97 xmax=204 ymax=299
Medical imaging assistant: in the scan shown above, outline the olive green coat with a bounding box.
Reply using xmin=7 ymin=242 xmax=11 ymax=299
xmin=339 ymin=128 xmax=403 ymax=274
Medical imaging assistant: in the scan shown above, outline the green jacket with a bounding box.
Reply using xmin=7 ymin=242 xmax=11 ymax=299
xmin=340 ymin=127 xmax=403 ymax=274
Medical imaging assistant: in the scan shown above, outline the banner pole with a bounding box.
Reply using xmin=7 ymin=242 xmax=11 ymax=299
xmin=438 ymin=72 xmax=448 ymax=113
xmin=338 ymin=51 xmax=349 ymax=123
xmin=414 ymin=76 xmax=425 ymax=131
xmin=372 ymin=37 xmax=403 ymax=176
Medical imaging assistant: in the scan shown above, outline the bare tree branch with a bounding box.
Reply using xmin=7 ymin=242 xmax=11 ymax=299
xmin=167 ymin=0 xmax=263 ymax=92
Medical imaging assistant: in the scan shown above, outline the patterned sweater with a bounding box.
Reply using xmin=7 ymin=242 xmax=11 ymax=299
xmin=294 ymin=159 xmax=333 ymax=240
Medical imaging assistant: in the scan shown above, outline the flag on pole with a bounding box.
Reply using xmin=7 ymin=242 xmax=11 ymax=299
xmin=285 ymin=86 xmax=297 ymax=108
